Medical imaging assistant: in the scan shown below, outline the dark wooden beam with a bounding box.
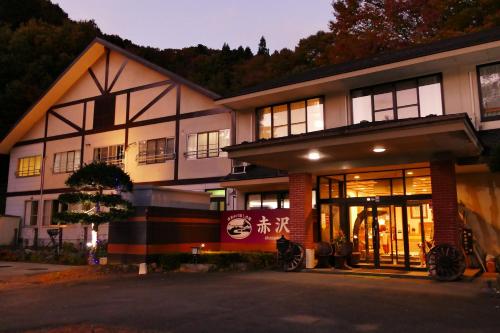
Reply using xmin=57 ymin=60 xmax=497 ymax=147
xmin=104 ymin=48 xmax=110 ymax=91
xmin=88 ymin=68 xmax=105 ymax=94
xmin=174 ymin=85 xmax=181 ymax=180
xmin=129 ymin=84 xmax=176 ymax=122
xmin=107 ymin=60 xmax=128 ymax=93
xmin=48 ymin=110 xmax=82 ymax=132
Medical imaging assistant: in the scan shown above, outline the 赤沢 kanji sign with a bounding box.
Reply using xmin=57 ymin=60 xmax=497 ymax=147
xmin=221 ymin=209 xmax=290 ymax=244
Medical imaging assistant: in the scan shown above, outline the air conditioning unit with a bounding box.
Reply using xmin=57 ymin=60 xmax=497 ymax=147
xmin=232 ymin=161 xmax=250 ymax=174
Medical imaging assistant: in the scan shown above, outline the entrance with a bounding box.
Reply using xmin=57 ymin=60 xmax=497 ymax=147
xmin=317 ymin=167 xmax=434 ymax=270
xmin=347 ymin=201 xmax=432 ymax=269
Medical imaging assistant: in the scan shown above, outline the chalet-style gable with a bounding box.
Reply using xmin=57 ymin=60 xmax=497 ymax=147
xmin=0 ymin=38 xmax=220 ymax=154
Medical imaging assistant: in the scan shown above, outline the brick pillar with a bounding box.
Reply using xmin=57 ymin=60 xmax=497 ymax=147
xmin=430 ymin=159 xmax=459 ymax=247
xmin=289 ymin=173 xmax=314 ymax=249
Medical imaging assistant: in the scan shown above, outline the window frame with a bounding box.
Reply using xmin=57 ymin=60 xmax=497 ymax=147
xmin=16 ymin=155 xmax=42 ymax=178
xmin=477 ymin=61 xmax=500 ymax=122
xmin=255 ymin=96 xmax=325 ymax=140
xmin=349 ymin=73 xmax=445 ymax=125
xmin=53 ymin=150 xmax=81 ymax=174
xmin=93 ymin=144 xmax=125 ymax=166
xmin=185 ymin=129 xmax=231 ymax=160
xmin=245 ymin=191 xmax=290 ymax=210
xmin=24 ymin=200 xmax=39 ymax=226
xmin=137 ymin=137 xmax=176 ymax=165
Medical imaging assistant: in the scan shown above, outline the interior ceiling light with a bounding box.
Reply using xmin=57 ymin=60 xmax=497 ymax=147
xmin=307 ymin=151 xmax=321 ymax=160
xmin=373 ymin=146 xmax=386 ymax=153
xmin=354 ymin=175 xmax=360 ymax=179
xmin=407 ymin=171 xmax=414 ymax=175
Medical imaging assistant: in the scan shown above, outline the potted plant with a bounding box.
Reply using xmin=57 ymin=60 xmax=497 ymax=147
xmin=333 ymin=231 xmax=352 ymax=269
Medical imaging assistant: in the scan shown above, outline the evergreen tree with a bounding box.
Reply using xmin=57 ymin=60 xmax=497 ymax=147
xmin=54 ymin=162 xmax=133 ymax=234
xmin=257 ymin=36 xmax=270 ymax=56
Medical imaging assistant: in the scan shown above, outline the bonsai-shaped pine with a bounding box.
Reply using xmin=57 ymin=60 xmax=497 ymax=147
xmin=488 ymin=145 xmax=500 ymax=173
xmin=54 ymin=161 xmax=133 ymax=235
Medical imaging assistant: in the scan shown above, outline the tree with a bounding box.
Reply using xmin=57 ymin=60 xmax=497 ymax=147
xmin=257 ymin=36 xmax=269 ymax=56
xmin=54 ymin=162 xmax=133 ymax=235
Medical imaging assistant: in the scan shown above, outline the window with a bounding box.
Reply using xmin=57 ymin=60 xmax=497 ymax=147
xmin=24 ymin=200 xmax=39 ymax=226
xmin=43 ymin=200 xmax=68 ymax=226
xmin=17 ymin=156 xmax=42 ymax=177
xmin=256 ymin=97 xmax=324 ymax=139
xmin=53 ymin=151 xmax=81 ymax=173
xmin=206 ymin=189 xmax=226 ymax=211
xmin=478 ymin=62 xmax=500 ymax=120
xmin=351 ymin=74 xmax=443 ymax=124
xmin=245 ymin=191 xmax=289 ymax=210
xmin=94 ymin=144 xmax=125 ymax=166
xmin=186 ymin=129 xmax=230 ymax=159
xmin=138 ymin=138 xmax=175 ymax=164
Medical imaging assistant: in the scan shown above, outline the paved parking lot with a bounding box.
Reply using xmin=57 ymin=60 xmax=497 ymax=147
xmin=0 ymin=271 xmax=499 ymax=333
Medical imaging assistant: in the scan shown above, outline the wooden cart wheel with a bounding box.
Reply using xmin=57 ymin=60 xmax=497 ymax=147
xmin=427 ymin=244 xmax=466 ymax=281
xmin=283 ymin=243 xmax=305 ymax=272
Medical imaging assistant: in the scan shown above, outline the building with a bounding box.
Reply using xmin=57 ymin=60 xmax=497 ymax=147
xmin=217 ymin=28 xmax=500 ymax=269
xmin=0 ymin=38 xmax=235 ymax=246
xmin=0 ymin=28 xmax=499 ymax=270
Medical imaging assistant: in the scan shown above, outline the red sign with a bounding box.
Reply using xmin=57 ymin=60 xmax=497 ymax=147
xmin=221 ymin=209 xmax=290 ymax=244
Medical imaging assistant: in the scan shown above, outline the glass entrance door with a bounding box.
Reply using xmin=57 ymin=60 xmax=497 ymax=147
xmin=349 ymin=205 xmax=378 ymax=267
xmin=349 ymin=203 xmax=412 ymax=269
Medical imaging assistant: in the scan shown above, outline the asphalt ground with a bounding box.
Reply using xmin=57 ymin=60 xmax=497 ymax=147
xmin=0 ymin=271 xmax=499 ymax=333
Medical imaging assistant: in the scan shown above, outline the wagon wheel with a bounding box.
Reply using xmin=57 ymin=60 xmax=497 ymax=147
xmin=283 ymin=243 xmax=305 ymax=272
xmin=427 ymin=244 xmax=466 ymax=281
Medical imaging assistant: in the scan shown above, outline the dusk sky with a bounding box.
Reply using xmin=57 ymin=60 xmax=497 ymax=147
xmin=52 ymin=0 xmax=333 ymax=52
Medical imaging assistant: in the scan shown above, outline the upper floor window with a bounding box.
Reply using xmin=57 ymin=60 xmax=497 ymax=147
xmin=53 ymin=150 xmax=81 ymax=174
xmin=257 ymin=97 xmax=324 ymax=140
xmin=351 ymin=74 xmax=443 ymax=124
xmin=17 ymin=155 xmax=42 ymax=177
xmin=94 ymin=144 xmax=125 ymax=166
xmin=138 ymin=138 xmax=175 ymax=164
xmin=186 ymin=129 xmax=230 ymax=159
xmin=478 ymin=62 xmax=500 ymax=121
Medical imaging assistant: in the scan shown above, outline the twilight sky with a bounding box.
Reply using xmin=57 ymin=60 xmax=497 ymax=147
xmin=52 ymin=0 xmax=333 ymax=52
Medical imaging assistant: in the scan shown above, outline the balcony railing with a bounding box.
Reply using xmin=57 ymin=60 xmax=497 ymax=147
xmin=184 ymin=148 xmax=226 ymax=159
xmin=94 ymin=156 xmax=124 ymax=168
xmin=136 ymin=152 xmax=176 ymax=165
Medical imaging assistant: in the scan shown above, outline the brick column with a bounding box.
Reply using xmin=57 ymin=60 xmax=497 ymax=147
xmin=289 ymin=173 xmax=314 ymax=249
xmin=430 ymin=159 xmax=459 ymax=247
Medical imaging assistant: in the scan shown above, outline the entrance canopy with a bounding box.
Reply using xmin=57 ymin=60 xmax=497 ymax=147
xmin=224 ymin=114 xmax=482 ymax=175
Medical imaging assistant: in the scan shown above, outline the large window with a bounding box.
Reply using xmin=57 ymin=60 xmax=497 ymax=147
xmin=24 ymin=200 xmax=39 ymax=226
xmin=138 ymin=138 xmax=175 ymax=164
xmin=17 ymin=155 xmax=42 ymax=177
xmin=246 ymin=191 xmax=289 ymax=210
xmin=94 ymin=144 xmax=125 ymax=166
xmin=478 ymin=62 xmax=500 ymax=121
xmin=257 ymin=97 xmax=324 ymax=139
xmin=351 ymin=74 xmax=443 ymax=124
xmin=186 ymin=129 xmax=230 ymax=159
xmin=53 ymin=150 xmax=81 ymax=174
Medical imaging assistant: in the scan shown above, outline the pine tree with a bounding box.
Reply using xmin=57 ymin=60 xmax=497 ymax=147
xmin=257 ymin=36 xmax=269 ymax=56
xmin=54 ymin=162 xmax=133 ymax=234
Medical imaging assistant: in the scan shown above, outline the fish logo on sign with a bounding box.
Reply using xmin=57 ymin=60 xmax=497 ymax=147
xmin=226 ymin=217 xmax=252 ymax=240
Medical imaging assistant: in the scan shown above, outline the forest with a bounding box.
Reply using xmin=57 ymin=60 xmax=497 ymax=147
xmin=0 ymin=0 xmax=499 ymax=212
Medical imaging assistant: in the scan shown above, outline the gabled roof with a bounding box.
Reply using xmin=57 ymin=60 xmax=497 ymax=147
xmin=219 ymin=27 xmax=500 ymax=100
xmin=0 ymin=37 xmax=220 ymax=154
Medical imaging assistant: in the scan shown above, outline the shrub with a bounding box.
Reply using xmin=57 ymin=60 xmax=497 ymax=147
xmin=157 ymin=252 xmax=275 ymax=271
